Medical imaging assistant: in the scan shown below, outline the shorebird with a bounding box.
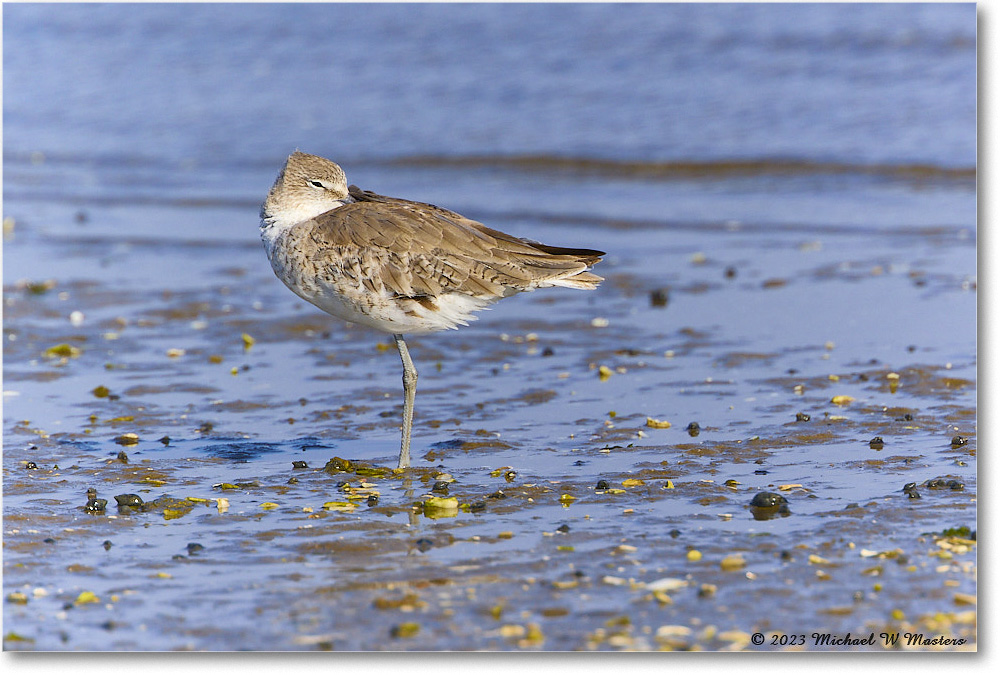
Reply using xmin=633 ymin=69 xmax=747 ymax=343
xmin=260 ymin=151 xmax=604 ymax=468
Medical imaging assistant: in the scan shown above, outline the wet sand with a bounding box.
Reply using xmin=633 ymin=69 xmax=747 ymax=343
xmin=2 ymin=181 xmax=976 ymax=650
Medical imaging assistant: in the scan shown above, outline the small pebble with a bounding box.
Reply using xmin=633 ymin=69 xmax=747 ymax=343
xmin=649 ymin=288 xmax=669 ymax=308
xmin=947 ymin=480 xmax=965 ymax=490
xmin=116 ymin=450 xmax=129 ymax=464
xmin=556 ymin=524 xmax=571 ymax=534
xmin=951 ymin=436 xmax=969 ymax=447
xmin=595 ymin=479 xmax=610 ymax=490
xmin=186 ymin=543 xmax=205 ymax=554
xmin=114 ymin=494 xmax=144 ymax=508
xmin=367 ymin=495 xmax=379 ymax=507
xmin=415 ymin=538 xmax=434 ymax=553
xmin=84 ymin=498 xmax=107 ymax=514
xmin=102 ymin=540 xmax=112 ymax=551
xmin=869 ymin=437 xmax=884 ymax=449
xmin=750 ymin=492 xmax=788 ymax=508
xmin=291 ymin=460 xmax=308 ymax=469
xmin=686 ymin=422 xmax=700 ymax=437
xmin=795 ymin=412 xmax=811 ymax=422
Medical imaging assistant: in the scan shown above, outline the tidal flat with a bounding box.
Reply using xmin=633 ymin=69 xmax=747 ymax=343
xmin=3 ymin=167 xmax=976 ymax=650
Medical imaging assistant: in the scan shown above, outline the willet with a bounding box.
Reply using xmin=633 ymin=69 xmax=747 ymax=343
xmin=260 ymin=151 xmax=604 ymax=468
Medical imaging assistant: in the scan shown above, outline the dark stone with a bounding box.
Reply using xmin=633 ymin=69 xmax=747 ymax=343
xmin=649 ymin=288 xmax=669 ymax=307
xmin=750 ymin=492 xmax=788 ymax=508
xmin=114 ymin=494 xmax=144 ymax=508
xmin=84 ymin=498 xmax=107 ymax=514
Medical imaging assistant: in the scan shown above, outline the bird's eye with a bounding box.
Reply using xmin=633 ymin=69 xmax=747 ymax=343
xmin=308 ymin=180 xmax=325 ymax=189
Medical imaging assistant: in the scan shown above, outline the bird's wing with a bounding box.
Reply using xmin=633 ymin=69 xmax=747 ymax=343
xmin=303 ymin=187 xmax=602 ymax=300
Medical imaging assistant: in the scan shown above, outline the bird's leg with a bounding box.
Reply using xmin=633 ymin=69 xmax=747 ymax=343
xmin=393 ymin=334 xmax=417 ymax=469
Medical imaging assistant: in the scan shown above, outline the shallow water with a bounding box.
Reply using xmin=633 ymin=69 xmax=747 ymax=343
xmin=2 ymin=3 xmax=976 ymax=651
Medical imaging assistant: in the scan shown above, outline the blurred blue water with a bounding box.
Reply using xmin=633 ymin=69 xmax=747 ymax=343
xmin=3 ymin=2 xmax=976 ymax=168
xmin=1 ymin=2 xmax=978 ymax=264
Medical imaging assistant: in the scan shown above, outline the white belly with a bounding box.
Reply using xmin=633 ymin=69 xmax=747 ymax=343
xmin=262 ymin=222 xmax=494 ymax=335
